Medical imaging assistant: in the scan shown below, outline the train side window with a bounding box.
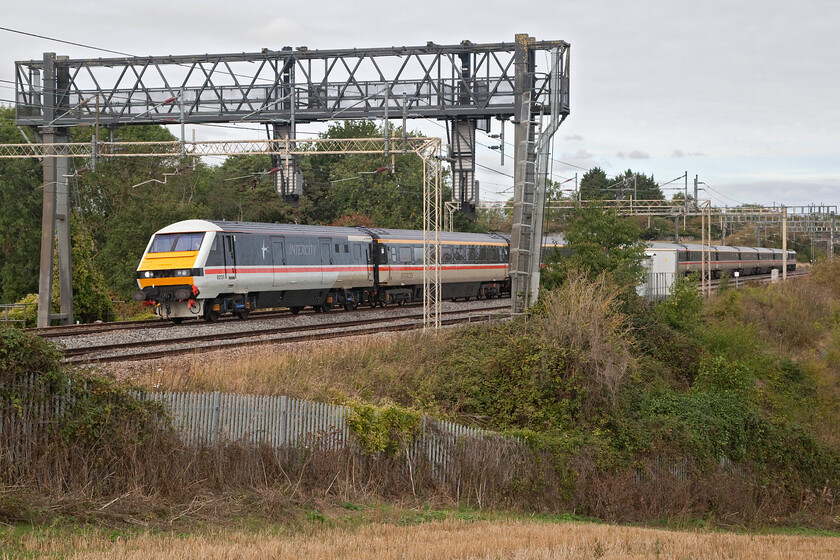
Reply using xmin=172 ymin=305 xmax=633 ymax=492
xmin=344 ymin=244 xmax=349 ymax=253
xmin=334 ymin=243 xmax=340 ymax=253
xmin=390 ymin=247 xmax=398 ymax=263
xmin=414 ymin=247 xmax=424 ymax=263
xmin=399 ymin=247 xmax=412 ymax=263
xmin=479 ymin=246 xmax=488 ymax=262
xmin=453 ymin=246 xmax=465 ymax=262
xmin=354 ymin=245 xmax=361 ymax=260
xmin=442 ymin=246 xmax=453 ymax=263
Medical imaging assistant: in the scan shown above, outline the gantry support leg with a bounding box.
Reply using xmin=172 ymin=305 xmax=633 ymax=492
xmin=447 ymin=118 xmax=477 ymax=219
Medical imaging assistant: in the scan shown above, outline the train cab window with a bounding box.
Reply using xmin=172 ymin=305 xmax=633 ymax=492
xmin=353 ymin=245 xmax=361 ymax=260
xmin=182 ymin=233 xmax=204 ymax=251
xmin=150 ymin=233 xmax=204 ymax=253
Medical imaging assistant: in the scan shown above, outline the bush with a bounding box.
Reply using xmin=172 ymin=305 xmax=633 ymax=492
xmin=0 ymin=293 xmax=39 ymax=328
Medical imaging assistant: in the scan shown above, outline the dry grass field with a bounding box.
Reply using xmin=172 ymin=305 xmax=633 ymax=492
xmin=3 ymin=519 xmax=839 ymax=559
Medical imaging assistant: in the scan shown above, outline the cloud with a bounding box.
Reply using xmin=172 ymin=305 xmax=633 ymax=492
xmin=563 ymin=149 xmax=593 ymax=160
xmin=565 ymin=134 xmax=584 ymax=141
xmin=616 ymin=150 xmax=650 ymax=159
xmin=671 ymin=150 xmax=707 ymax=158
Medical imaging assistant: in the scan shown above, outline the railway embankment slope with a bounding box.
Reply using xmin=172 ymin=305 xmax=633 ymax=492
xmin=3 ymin=261 xmax=840 ymax=529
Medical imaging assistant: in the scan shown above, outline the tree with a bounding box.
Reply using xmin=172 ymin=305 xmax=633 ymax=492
xmin=578 ymin=167 xmax=664 ymax=201
xmin=610 ymin=169 xmax=664 ymax=200
xmin=542 ymin=205 xmax=647 ymax=289
xmin=73 ymin=125 xmax=207 ymax=298
xmin=0 ymin=107 xmax=42 ymax=303
xmin=300 ymin=120 xmax=426 ymax=228
xmin=51 ymin=224 xmax=115 ymax=322
xmin=578 ymin=167 xmax=610 ymax=200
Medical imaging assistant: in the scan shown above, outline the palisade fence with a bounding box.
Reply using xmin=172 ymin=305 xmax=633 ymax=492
xmin=1 ymin=374 xmax=741 ymax=486
xmin=1 ymin=373 xmax=508 ymax=484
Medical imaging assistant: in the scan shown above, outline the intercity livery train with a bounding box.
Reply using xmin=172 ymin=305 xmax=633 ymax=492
xmin=132 ymin=220 xmax=511 ymax=322
xmin=645 ymin=242 xmax=797 ymax=278
xmin=133 ymin=220 xmax=797 ymax=322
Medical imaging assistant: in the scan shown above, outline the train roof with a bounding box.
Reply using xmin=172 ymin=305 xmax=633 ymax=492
xmin=155 ymin=220 xmax=372 ymax=240
xmin=647 ymin=242 xmax=791 ymax=254
xmin=363 ymin=228 xmax=509 ymax=244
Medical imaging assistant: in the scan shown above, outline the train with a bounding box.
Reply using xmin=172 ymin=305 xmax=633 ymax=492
xmin=645 ymin=242 xmax=796 ymax=277
xmin=132 ymin=220 xmax=511 ymax=322
xmin=132 ymin=220 xmax=797 ymax=322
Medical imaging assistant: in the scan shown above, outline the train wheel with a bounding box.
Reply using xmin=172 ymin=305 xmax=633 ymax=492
xmin=344 ymin=302 xmax=357 ymax=311
xmin=320 ymin=302 xmax=331 ymax=313
xmin=290 ymin=306 xmax=302 ymax=315
xmin=235 ymin=309 xmax=249 ymax=320
xmin=204 ymin=309 xmax=220 ymax=323
xmin=171 ymin=317 xmax=184 ymax=325
xmin=397 ymin=299 xmax=406 ymax=307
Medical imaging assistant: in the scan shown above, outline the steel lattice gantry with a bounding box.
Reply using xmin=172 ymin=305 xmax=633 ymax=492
xmin=13 ymin=35 xmax=570 ymax=326
xmin=14 ymin=36 xmax=569 ymax=207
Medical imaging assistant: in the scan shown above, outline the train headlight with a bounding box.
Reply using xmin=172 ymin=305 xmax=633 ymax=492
xmin=174 ymin=269 xmax=191 ymax=277
xmin=142 ymin=271 xmax=154 ymax=278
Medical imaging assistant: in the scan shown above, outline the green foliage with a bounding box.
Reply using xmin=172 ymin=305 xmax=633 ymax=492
xmin=346 ymin=402 xmax=421 ymax=456
xmin=60 ymin=224 xmax=115 ymax=322
xmin=656 ymin=274 xmax=703 ymax=332
xmin=578 ymin=167 xmax=609 ymax=200
xmin=693 ymin=355 xmax=753 ymax=397
xmin=0 ymin=326 xmax=64 ymax=380
xmin=0 ymin=108 xmax=41 ymax=303
xmin=1 ymin=293 xmax=39 ymax=328
xmin=1 ymin=327 xmax=169 ymax=451
xmin=577 ymin=167 xmax=663 ymax=201
xmin=543 ymin=205 xmax=646 ymax=288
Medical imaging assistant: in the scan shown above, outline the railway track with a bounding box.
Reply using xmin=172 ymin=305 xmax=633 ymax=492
xmin=706 ymin=268 xmax=809 ymax=290
xmin=63 ymin=304 xmax=511 ymax=365
xmin=33 ymin=300 xmax=433 ymax=339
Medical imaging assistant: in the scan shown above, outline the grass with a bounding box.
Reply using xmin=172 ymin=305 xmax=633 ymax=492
xmin=2 ymin=511 xmax=839 ymax=559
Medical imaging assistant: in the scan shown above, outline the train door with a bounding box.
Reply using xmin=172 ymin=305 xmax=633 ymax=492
xmin=223 ymin=234 xmax=236 ymax=280
xmin=271 ymin=236 xmax=286 ymax=287
xmin=366 ymin=245 xmax=374 ymax=282
xmin=319 ymin=238 xmax=332 ymax=286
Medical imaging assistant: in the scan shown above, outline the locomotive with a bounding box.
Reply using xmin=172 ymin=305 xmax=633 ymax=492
xmin=132 ymin=220 xmax=511 ymax=322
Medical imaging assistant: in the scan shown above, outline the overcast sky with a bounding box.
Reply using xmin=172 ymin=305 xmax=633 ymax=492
xmin=2 ymin=0 xmax=838 ymax=208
